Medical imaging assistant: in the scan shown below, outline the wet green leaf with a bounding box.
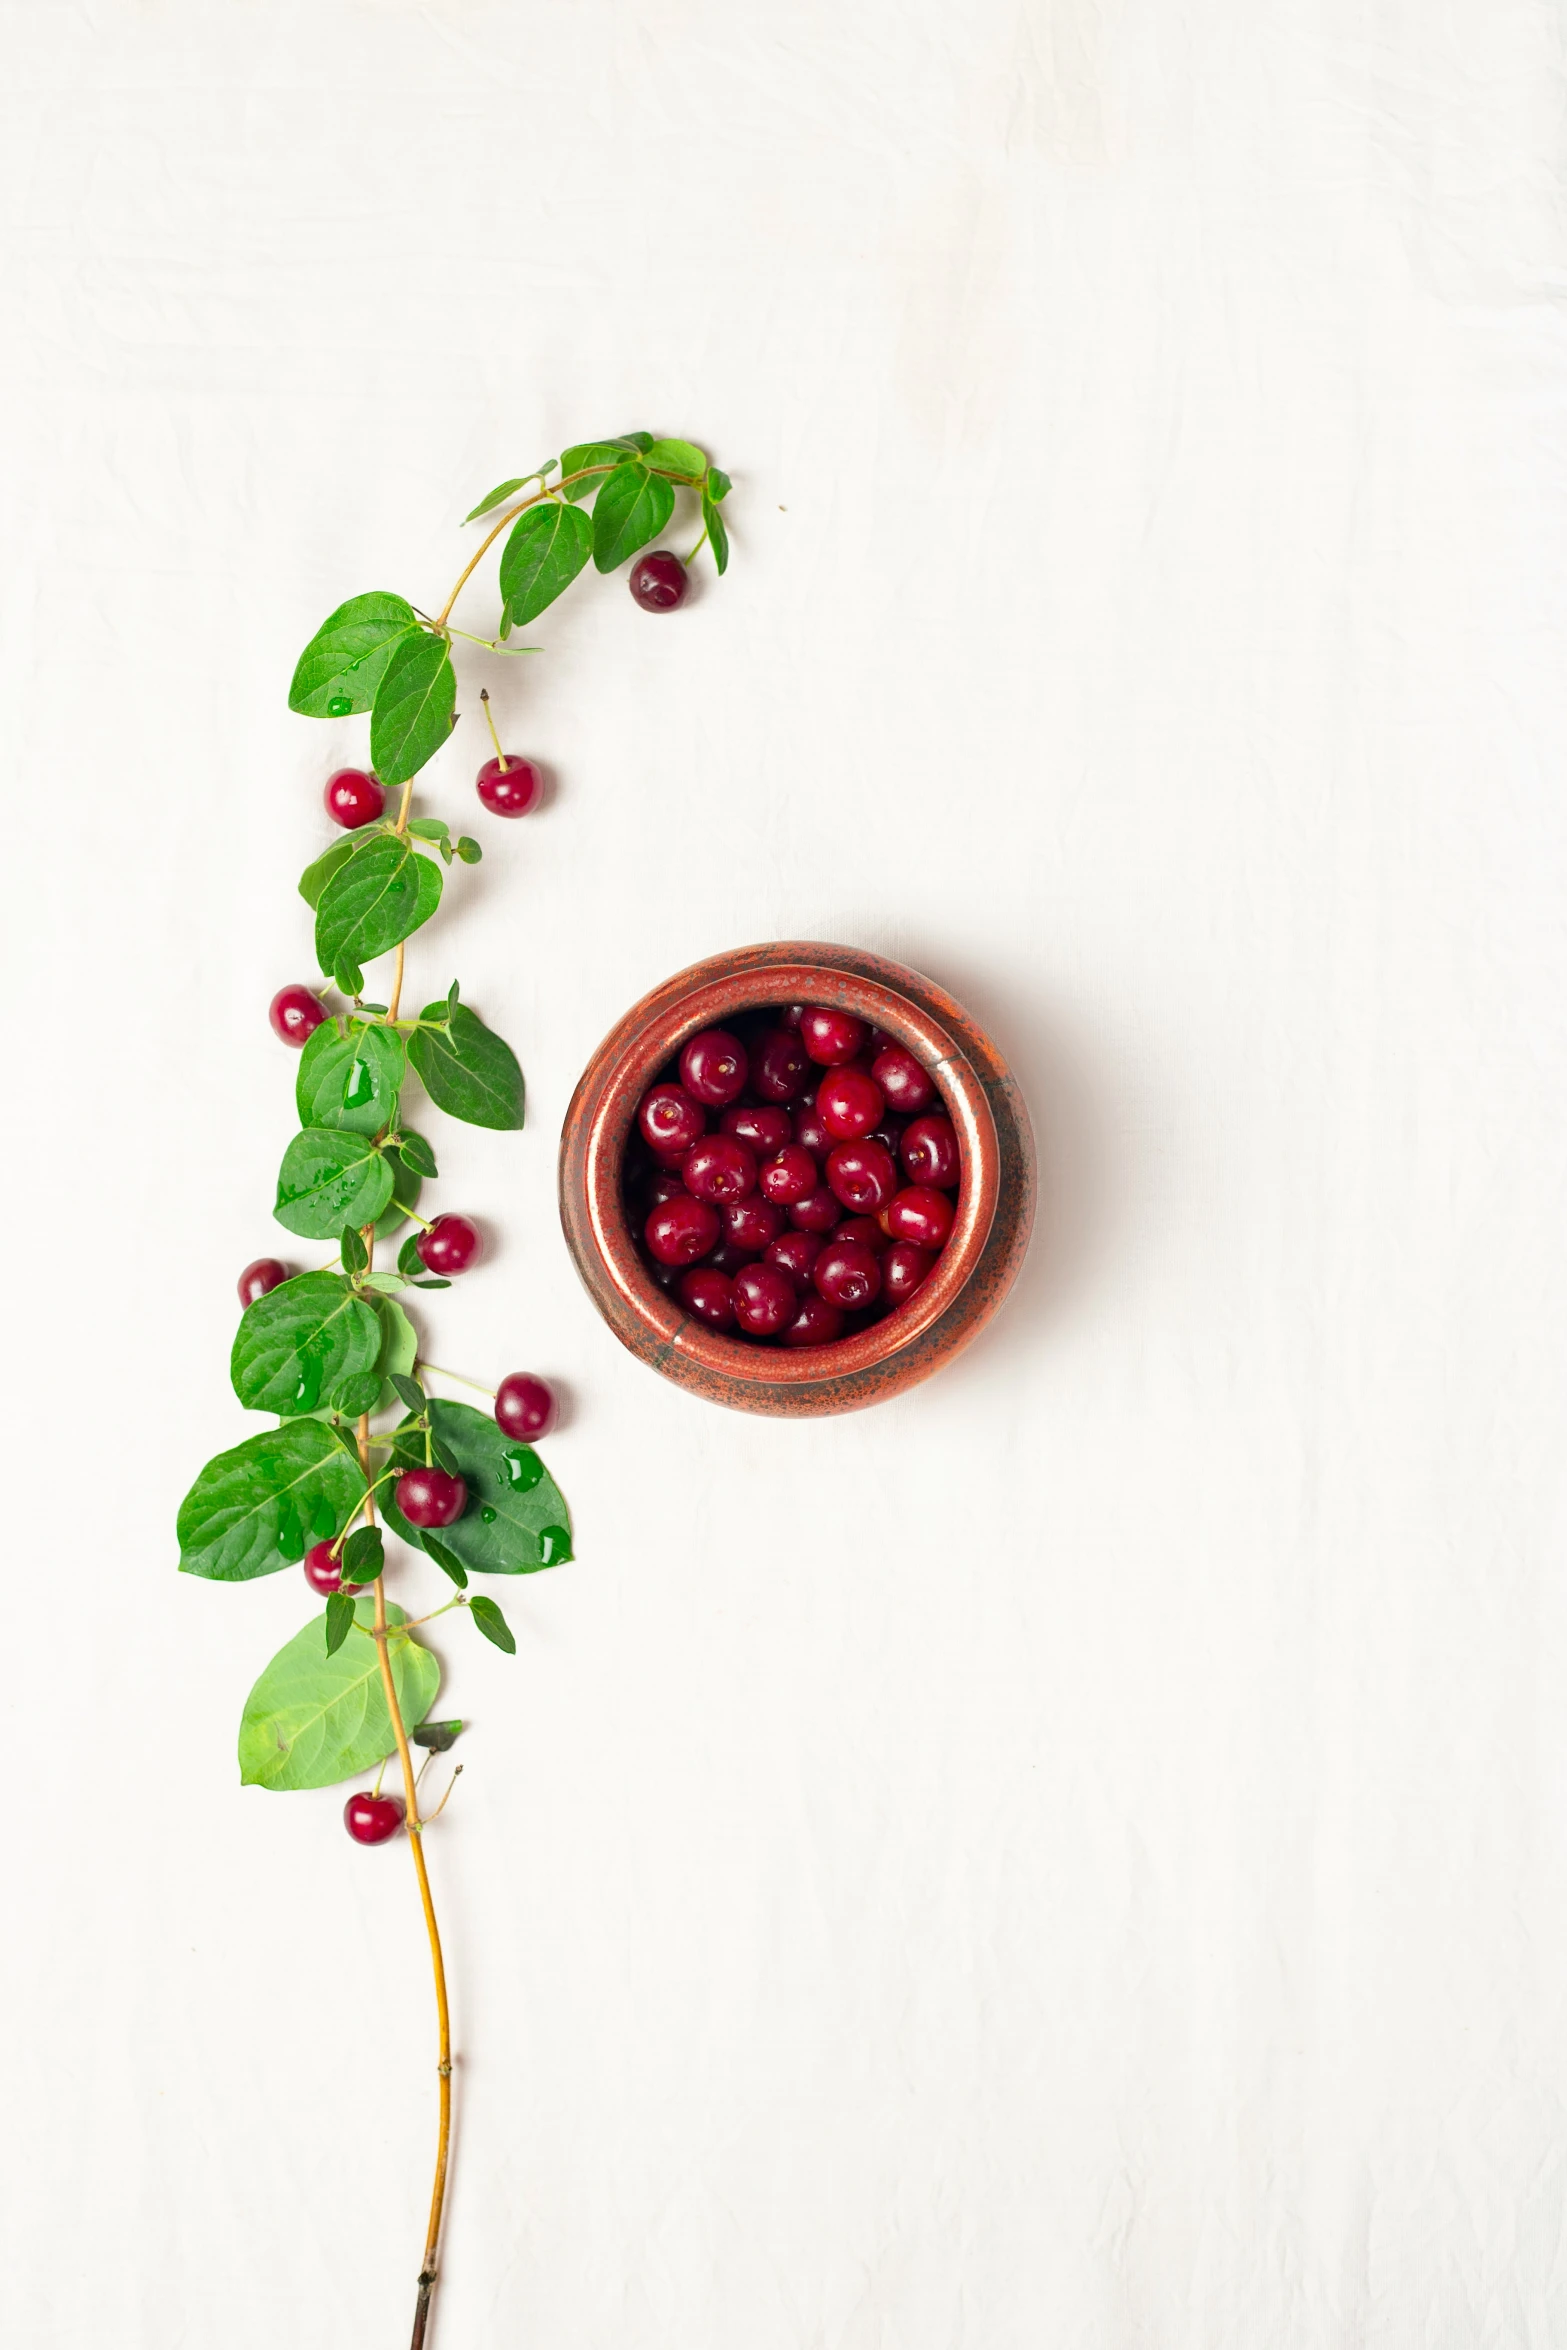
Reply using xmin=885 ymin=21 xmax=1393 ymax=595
xmin=370 ymin=632 xmax=456 ymax=786
xmin=591 ymin=461 xmax=675 ymax=572
xmin=238 ymin=1598 xmax=438 ymax=1790
xmin=408 ymin=1002 xmax=525 ymax=1130
xmin=231 ymin=1272 xmax=382 ymax=1418
xmin=383 ymin=1400 xmax=571 ymax=1575
xmin=499 ymin=499 xmax=593 ymax=628
xmin=289 ymin=592 xmax=418 ymax=719
xmin=315 ymin=832 xmax=442 ymax=974
xmin=178 ymin=1420 xmax=365 ymax=1582
xmin=274 ymin=1129 xmax=394 ymax=1239
xmin=469 ymin=1595 xmax=516 ymax=1654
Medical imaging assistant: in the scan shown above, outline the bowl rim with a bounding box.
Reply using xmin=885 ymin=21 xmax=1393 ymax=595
xmin=558 ymin=942 xmax=1036 ymax=1416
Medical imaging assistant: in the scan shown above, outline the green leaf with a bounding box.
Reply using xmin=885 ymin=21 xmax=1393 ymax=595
xmin=407 ymin=1002 xmax=525 ymax=1130
xmin=447 ymin=978 xmax=461 ymax=1012
xmin=334 ymin=953 xmax=365 ymax=997
xmin=373 ymin=1145 xmax=422 ymax=1240
xmin=464 ymin=463 xmax=554 ymax=521
xmin=591 ymin=462 xmax=675 ymax=573
xmin=389 ymin=1372 xmax=427 ymax=1416
xmin=328 ymin=1369 xmax=382 ymax=1417
xmin=645 ymin=438 xmax=707 ymax=477
xmin=702 ymin=493 xmax=729 ymax=576
xmin=289 ymin=592 xmax=418 ymax=719
xmin=610 ymin=431 xmax=654 ymax=454
xmin=324 ymin=1592 xmax=355 ymax=1655
xmin=315 ymin=832 xmax=443 ymax=975
xmin=412 ymin=1717 xmax=464 ymax=1751
xmin=339 ymin=1224 xmax=368 ymax=1274
xmin=370 ymin=632 xmax=457 ymax=786
xmin=274 ymin=1129 xmax=394 ymax=1239
xmin=230 ymin=1272 xmax=382 ymax=1417
xmin=178 ymin=1420 xmax=366 ymax=1582
xmin=559 ymin=442 xmax=626 ymax=500
xmin=371 ymin=1294 xmax=418 ymax=1409
xmin=299 ymin=834 xmax=359 ymax=910
xmin=429 ymin=1433 xmax=461 ymax=1477
xmin=423 ymin=1537 xmax=468 ymax=1588
xmin=455 ymin=836 xmax=481 ymax=864
xmin=394 ymin=1128 xmax=438 ymax=1179
xmin=411 ymin=1277 xmax=450 ymax=1291
xmin=383 ymin=1400 xmax=572 ymax=1575
xmin=469 ymin=1595 xmax=516 ymax=1654
xmin=406 ymin=817 xmax=450 ymax=844
xmin=706 ymin=467 xmax=732 ymax=502
xmin=341 ymin=1525 xmax=384 ymax=1582
xmin=238 ymin=1599 xmax=438 ymax=1790
xmin=498 ymin=500 xmax=593 ymax=628
xmin=396 ymin=1233 xmax=425 ymax=1280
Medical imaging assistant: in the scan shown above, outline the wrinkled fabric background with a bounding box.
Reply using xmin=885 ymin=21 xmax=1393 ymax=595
xmin=4 ymin=3 xmax=1566 ymax=2344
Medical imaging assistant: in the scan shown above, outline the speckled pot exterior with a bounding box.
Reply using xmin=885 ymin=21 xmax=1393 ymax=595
xmin=558 ymin=942 xmax=1036 ymax=1417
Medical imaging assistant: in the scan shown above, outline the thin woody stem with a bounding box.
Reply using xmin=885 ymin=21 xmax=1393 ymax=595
xmin=433 ymin=466 xmax=617 ymax=627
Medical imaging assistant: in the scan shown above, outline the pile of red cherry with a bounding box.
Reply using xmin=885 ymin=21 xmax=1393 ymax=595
xmin=623 ymin=1003 xmax=961 ymax=1350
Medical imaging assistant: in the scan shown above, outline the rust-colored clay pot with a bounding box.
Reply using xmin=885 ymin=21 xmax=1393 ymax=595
xmin=558 ymin=942 xmax=1035 ymax=1416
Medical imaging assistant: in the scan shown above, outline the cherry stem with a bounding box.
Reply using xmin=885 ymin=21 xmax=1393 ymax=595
xmin=415 ymin=1361 xmax=497 ymax=1399
xmin=683 ymin=527 xmax=708 ymax=568
xmin=478 ymin=688 xmax=509 ymax=772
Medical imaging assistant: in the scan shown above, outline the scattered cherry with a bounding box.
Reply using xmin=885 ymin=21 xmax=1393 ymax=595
xmin=732 ymin=1261 xmax=796 ymax=1337
xmin=303 ymin=1540 xmax=363 ymax=1597
xmin=417 ymin=1214 xmax=483 ymax=1276
xmin=881 ymin=1240 xmax=935 ymax=1304
xmin=799 ymin=1005 xmax=868 ymax=1066
xmin=817 ymin=1068 xmax=884 ymax=1141
xmin=269 ymin=984 xmax=326 ymax=1047
xmin=477 ymin=754 xmax=544 ymax=817
xmin=679 ymin=1027 xmax=748 ymax=1106
xmin=884 ymin=1185 xmax=955 ymax=1252
xmin=825 ymin=1138 xmax=898 ymax=1215
xmin=813 ymin=1237 xmax=882 ymax=1311
xmin=901 ymin=1113 xmax=961 ymax=1189
xmin=645 ymin=1194 xmax=721 ymax=1266
xmin=682 ymin=1135 xmax=757 ymax=1205
xmin=495 ymin=1373 xmax=557 ymax=1441
xmin=638 ymin=1082 xmax=706 ymax=1155
xmin=238 ymin=1256 xmax=289 ymax=1306
xmin=394 ymin=1466 xmax=469 ymax=1528
xmin=629 ymin=551 xmax=689 ymax=611
xmin=782 ymin=1293 xmax=844 ymax=1347
xmin=678 ymin=1266 xmax=736 ymax=1328
xmin=323 ymin=767 xmax=385 ymax=829
xmin=344 ymin=1791 xmax=406 ymax=1845
xmin=871 ymin=1044 xmax=936 ymax=1115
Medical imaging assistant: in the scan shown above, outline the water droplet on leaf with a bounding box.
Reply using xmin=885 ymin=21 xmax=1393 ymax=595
xmin=538 ymin=1525 xmax=572 ymax=1565
xmin=327 ymin=694 xmax=352 ymax=716
xmin=502 ymin=1446 xmax=543 ymax=1491
xmin=480 ymin=1505 xmax=498 ymax=1524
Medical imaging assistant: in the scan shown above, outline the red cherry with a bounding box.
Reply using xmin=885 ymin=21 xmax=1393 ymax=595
xmin=417 ymin=1215 xmax=482 ymax=1276
xmin=779 ymin=1003 xmax=806 ymax=1030
xmin=884 ymin=1185 xmax=954 ymax=1252
xmin=799 ymin=1006 xmax=868 ymax=1066
xmin=679 ymin=1027 xmax=749 ymax=1106
xmin=758 ymin=1144 xmax=819 ymax=1206
xmin=269 ymin=985 xmax=327 ymax=1047
xmin=629 ymin=551 xmax=689 ymax=611
xmin=881 ymin=1240 xmax=935 ymax=1304
xmin=644 ymin=1166 xmax=689 ymax=1207
xmin=732 ymin=1261 xmax=796 ymax=1337
xmin=638 ymin=1082 xmax=706 ymax=1155
xmin=394 ymin=1466 xmax=469 ymax=1528
xmin=645 ymin=1194 xmax=721 ymax=1266
xmin=792 ymin=1104 xmax=832 ymax=1160
xmin=476 ymin=755 xmax=543 ymax=817
xmin=788 ymin=1185 xmax=842 ymax=1235
xmin=720 ymin=1103 xmax=792 ymax=1157
xmin=813 ymin=1237 xmax=882 ymax=1310
xmin=782 ymin=1293 xmax=844 ymax=1348
xmin=817 ymin=1068 xmax=884 ymax=1141
xmin=238 ymin=1257 xmax=289 ymax=1306
xmin=901 ymin=1114 xmax=961 ymax=1188
xmin=825 ymin=1138 xmax=899 ymax=1215
xmin=870 ymin=1044 xmax=935 ymax=1115
xmin=751 ymin=1029 xmax=810 ymax=1103
xmin=303 ymin=1540 xmax=364 ymax=1597
xmin=682 ymin=1135 xmax=757 ymax=1205
xmin=677 ymin=1266 xmax=736 ymax=1329
xmin=323 ymin=767 xmax=385 ymax=829
xmin=344 ymin=1791 xmax=406 ymax=1845
xmin=835 ymin=1215 xmax=890 ymax=1255
xmin=722 ymin=1194 xmax=785 ymax=1253
xmin=495 ymin=1373 xmax=557 ymax=1440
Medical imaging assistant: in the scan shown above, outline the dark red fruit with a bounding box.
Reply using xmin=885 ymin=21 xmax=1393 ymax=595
xmin=722 ymin=1194 xmax=784 ymax=1254
xmin=884 ymin=1185 xmax=955 ymax=1252
xmin=835 ymin=1215 xmax=890 ymax=1254
xmin=817 ymin=1068 xmax=884 ymax=1141
xmin=476 ymin=755 xmax=544 ymax=817
xmin=779 ymin=1003 xmax=805 ymax=1030
xmin=324 ymin=767 xmax=385 ymax=829
xmin=758 ymin=1144 xmax=819 ymax=1206
xmin=238 ymin=1257 xmax=289 ymax=1307
xmin=638 ymin=1082 xmax=706 ymax=1155
xmin=901 ymin=1113 xmax=961 ymax=1188
xmin=682 ymin=1135 xmax=757 ymax=1205
xmin=751 ymin=1028 xmax=810 ymax=1103
xmin=706 ymin=1240 xmax=752 ymax=1275
xmin=303 ymin=1540 xmax=363 ymax=1596
xmin=394 ymin=1466 xmax=469 ymax=1528
xmin=813 ymin=1237 xmax=882 ymax=1310
xmin=825 ymin=1138 xmax=898 ymax=1214
xmin=789 ymin=1184 xmax=842 ymax=1235
xmin=782 ymin=1294 xmax=844 ymax=1348
xmin=645 ymin=1166 xmax=689 ymax=1207
xmin=645 ymin=1194 xmax=721 ymax=1266
xmin=881 ymin=1240 xmax=935 ymax=1304
xmin=732 ymin=1261 xmax=796 ymax=1337
xmin=417 ymin=1215 xmax=482 ymax=1276
xmin=677 ymin=1266 xmax=736 ymax=1329
xmin=679 ymin=1027 xmax=748 ymax=1107
xmin=344 ymin=1791 xmax=405 ymax=1845
xmin=792 ymin=1103 xmax=832 ymax=1159
xmin=270 ymin=985 xmax=327 ymax=1047
xmin=720 ymin=1103 xmax=792 ymax=1157
xmin=495 ymin=1372 xmax=557 ymax=1440
xmin=629 ymin=550 xmax=689 ymax=611
xmin=765 ymin=1229 xmax=824 ymax=1286
xmin=799 ymin=1005 xmax=868 ymax=1066
xmin=871 ymin=1044 xmax=935 ymax=1114
xmin=640 ymin=1248 xmax=681 ymax=1291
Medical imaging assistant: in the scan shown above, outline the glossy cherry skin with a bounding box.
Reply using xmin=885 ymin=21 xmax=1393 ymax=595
xmin=817 ymin=1068 xmax=885 ymax=1141
xmin=238 ymin=1256 xmax=289 ymax=1307
xmin=813 ymin=1236 xmax=882 ymax=1310
xmin=645 ymin=1194 xmax=721 ymax=1266
xmin=782 ymin=1293 xmax=844 ymax=1348
xmin=792 ymin=1103 xmax=832 ymax=1160
xmin=765 ymin=1229 xmax=824 ymax=1286
xmin=495 ymin=1372 xmax=557 ymax=1441
xmin=751 ymin=1028 xmax=810 ymax=1103
xmin=778 ymin=1002 xmax=805 ymax=1030
xmin=395 ymin=1465 xmax=468 ymax=1527
xmin=722 ymin=1194 xmax=784 ymax=1253
xmin=706 ymin=1239 xmax=752 ymax=1275
xmin=720 ymin=1103 xmax=792 ymax=1157
xmin=881 ymin=1239 xmax=935 ymax=1305
xmin=345 ymin=1791 xmax=406 ymax=1845
xmin=835 ymin=1215 xmax=890 ymax=1255
xmin=798 ymin=1005 xmax=868 ymax=1066
xmin=638 ymin=1082 xmax=706 ymax=1155
xmin=477 ymin=755 xmax=544 ymax=817
xmin=825 ymin=1138 xmax=898 ymax=1215
xmin=789 ymin=1184 xmax=842 ymax=1236
xmin=303 ymin=1540 xmax=364 ymax=1596
xmin=871 ymin=1044 xmax=936 ymax=1115
xmin=884 ymin=1185 xmax=955 ymax=1252
xmin=645 ymin=1166 xmax=689 ymax=1207
xmin=677 ymin=1266 xmax=736 ymax=1329
xmin=682 ymin=1135 xmax=757 ymax=1205
xmin=732 ymin=1261 xmax=797 ymax=1338
xmin=679 ymin=1027 xmax=748 ymax=1107
xmin=417 ymin=1215 xmax=483 ymax=1276
xmin=758 ymin=1144 xmax=819 ymax=1206
xmin=900 ymin=1113 xmax=961 ymax=1188
xmin=269 ymin=984 xmax=327 ymax=1047
xmin=323 ymin=767 xmax=385 ymax=829
xmin=629 ymin=550 xmax=689 ymax=611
